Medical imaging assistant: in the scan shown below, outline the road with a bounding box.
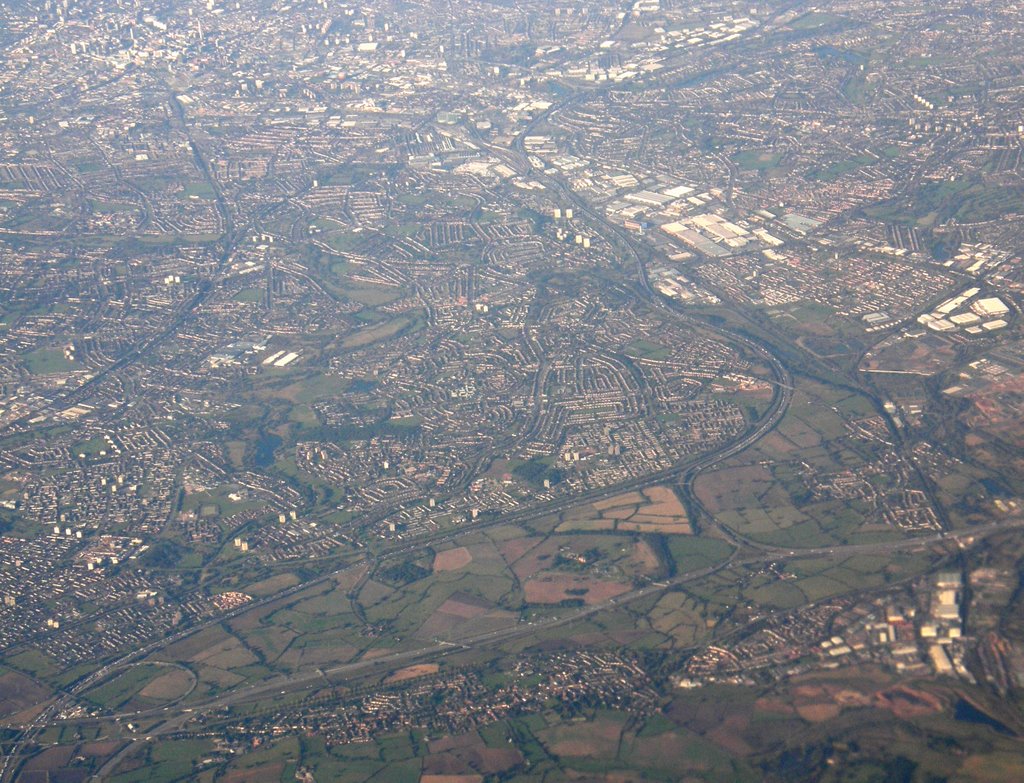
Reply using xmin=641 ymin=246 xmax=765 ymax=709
xmin=1 ymin=75 xmax=796 ymax=781
xmin=34 ymin=516 xmax=1024 ymax=783
xmin=0 ymin=39 xmax=976 ymax=779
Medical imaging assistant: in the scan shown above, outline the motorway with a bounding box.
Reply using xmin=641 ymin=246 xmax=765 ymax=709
xmin=0 ymin=79 xmax=791 ymax=782
xmin=0 ymin=59 xmax=983 ymax=782
xmin=21 ymin=515 xmax=1024 ymax=783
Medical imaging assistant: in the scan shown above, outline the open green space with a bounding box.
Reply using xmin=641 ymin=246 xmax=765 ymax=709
xmin=733 ymin=149 xmax=783 ymax=171
xmin=624 ymin=339 xmax=672 ymax=360
xmin=22 ymin=347 xmax=75 ymax=374
xmin=789 ymin=11 xmax=851 ymax=32
xmin=866 ymin=177 xmax=1024 ymax=226
xmin=182 ymin=182 xmax=216 ymax=199
xmin=80 ymin=664 xmax=191 ymax=711
xmin=341 ymin=311 xmax=425 ymax=349
xmin=72 ymin=435 xmax=110 ymax=458
xmin=233 ymin=287 xmax=263 ymax=303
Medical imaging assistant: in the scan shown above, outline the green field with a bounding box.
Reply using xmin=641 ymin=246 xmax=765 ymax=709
xmin=72 ymin=435 xmax=109 ymax=458
xmin=80 ymin=664 xmax=179 ymax=711
xmin=733 ymin=149 xmax=784 ymax=171
xmin=342 ymin=312 xmax=424 ymax=349
xmin=182 ymin=182 xmax=216 ymax=199
xmin=23 ymin=347 xmax=75 ymax=374
xmin=233 ymin=287 xmax=264 ymax=303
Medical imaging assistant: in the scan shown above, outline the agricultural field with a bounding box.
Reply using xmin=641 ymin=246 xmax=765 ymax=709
xmin=80 ymin=664 xmax=194 ymax=712
xmin=696 ymin=379 xmax=923 ymax=546
xmin=683 ymin=547 xmax=939 ymax=618
xmin=0 ymin=669 xmax=51 ymax=721
xmin=664 ymin=667 xmax=1024 ymax=783
xmin=94 ymin=707 xmax=764 ymax=783
xmin=29 ymin=666 xmax=1024 ymax=783
xmin=555 ymin=485 xmax=691 ymax=534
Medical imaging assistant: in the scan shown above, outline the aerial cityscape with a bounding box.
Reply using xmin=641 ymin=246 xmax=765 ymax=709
xmin=0 ymin=0 xmax=1023 ymax=780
